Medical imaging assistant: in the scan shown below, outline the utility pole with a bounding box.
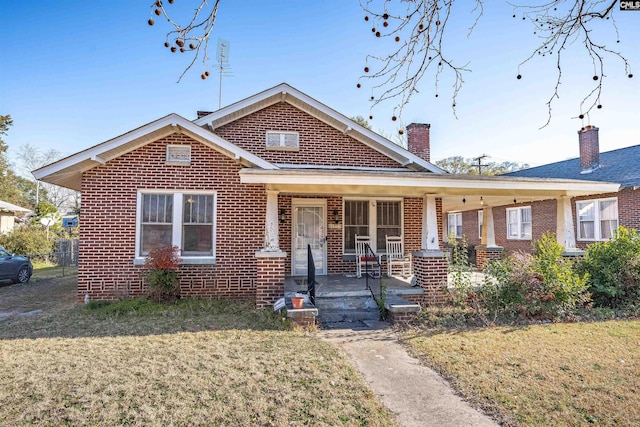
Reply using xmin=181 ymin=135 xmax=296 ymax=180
xmin=473 ymin=154 xmax=488 ymax=175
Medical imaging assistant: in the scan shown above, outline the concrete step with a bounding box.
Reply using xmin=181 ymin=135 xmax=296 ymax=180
xmin=314 ymin=295 xmax=378 ymax=310
xmin=319 ymin=308 xmax=381 ymax=323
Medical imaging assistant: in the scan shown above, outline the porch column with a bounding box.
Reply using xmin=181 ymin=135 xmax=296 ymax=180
xmin=480 ymin=206 xmax=497 ymax=247
xmin=556 ymin=196 xmax=578 ymax=251
xmin=422 ymin=195 xmax=440 ymax=250
xmin=263 ymin=189 xmax=280 ymax=251
xmin=476 ymin=206 xmax=503 ymax=270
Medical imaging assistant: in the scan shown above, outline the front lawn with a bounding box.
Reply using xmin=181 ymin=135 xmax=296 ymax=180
xmin=402 ymin=320 xmax=640 ymax=427
xmin=0 ymin=293 xmax=395 ymax=426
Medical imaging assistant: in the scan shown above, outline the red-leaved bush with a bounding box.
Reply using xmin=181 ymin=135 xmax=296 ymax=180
xmin=144 ymin=245 xmax=182 ymax=303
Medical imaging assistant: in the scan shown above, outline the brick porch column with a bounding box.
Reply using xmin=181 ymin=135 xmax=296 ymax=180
xmin=475 ymin=246 xmax=503 ymax=271
xmin=413 ymin=250 xmax=449 ymax=305
xmin=255 ymin=251 xmax=287 ymax=309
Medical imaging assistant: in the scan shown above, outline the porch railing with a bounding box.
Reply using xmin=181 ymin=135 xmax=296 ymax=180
xmin=363 ymin=243 xmax=383 ymax=307
xmin=306 ymin=244 xmax=317 ymax=306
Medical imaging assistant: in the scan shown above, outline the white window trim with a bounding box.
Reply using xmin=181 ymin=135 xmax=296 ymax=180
xmin=265 ymin=130 xmax=299 ymax=151
xmin=447 ymin=212 xmax=463 ymax=239
xmin=506 ymin=206 xmax=532 ymax=240
xmin=134 ymin=189 xmax=217 ymax=265
xmin=576 ymin=197 xmax=619 ymax=242
xmin=342 ymin=197 xmax=403 ymax=255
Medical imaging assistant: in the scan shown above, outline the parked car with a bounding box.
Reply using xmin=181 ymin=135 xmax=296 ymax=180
xmin=0 ymin=246 xmax=33 ymax=284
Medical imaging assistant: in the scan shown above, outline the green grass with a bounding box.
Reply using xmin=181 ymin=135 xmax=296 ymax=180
xmin=31 ymin=262 xmax=77 ymax=281
xmin=402 ymin=320 xmax=640 ymax=427
xmin=0 ymin=278 xmax=396 ymax=426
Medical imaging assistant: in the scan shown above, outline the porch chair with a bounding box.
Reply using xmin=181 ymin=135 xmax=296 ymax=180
xmin=355 ymin=234 xmax=381 ymax=279
xmin=385 ymin=235 xmax=412 ymax=278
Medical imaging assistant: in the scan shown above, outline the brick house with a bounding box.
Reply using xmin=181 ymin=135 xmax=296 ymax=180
xmin=445 ymin=126 xmax=638 ymax=262
xmin=33 ymin=84 xmax=618 ymax=306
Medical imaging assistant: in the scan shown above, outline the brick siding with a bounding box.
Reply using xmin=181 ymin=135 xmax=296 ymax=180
xmin=215 ymin=102 xmax=403 ymax=168
xmin=79 ymin=134 xmax=265 ymax=301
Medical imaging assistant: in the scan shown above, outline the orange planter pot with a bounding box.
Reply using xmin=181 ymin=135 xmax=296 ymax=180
xmin=291 ymin=296 xmax=304 ymax=309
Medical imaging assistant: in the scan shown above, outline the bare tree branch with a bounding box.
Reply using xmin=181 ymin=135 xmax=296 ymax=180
xmin=147 ymin=0 xmax=220 ymax=82
xmin=511 ymin=0 xmax=631 ymax=127
xmin=357 ymin=0 xmax=483 ymax=120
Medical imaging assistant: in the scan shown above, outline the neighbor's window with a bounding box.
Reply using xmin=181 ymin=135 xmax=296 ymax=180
xmin=343 ymin=199 xmax=402 ymax=254
xmin=447 ymin=212 xmax=463 ymax=239
xmin=506 ymin=206 xmax=531 ymax=240
xmin=138 ymin=191 xmax=216 ymax=260
xmin=576 ymin=198 xmax=618 ymax=241
xmin=478 ymin=210 xmax=483 ymax=239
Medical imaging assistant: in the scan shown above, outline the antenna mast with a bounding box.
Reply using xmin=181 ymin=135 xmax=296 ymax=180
xmin=216 ymin=39 xmax=233 ymax=109
xmin=473 ymin=154 xmax=488 ymax=175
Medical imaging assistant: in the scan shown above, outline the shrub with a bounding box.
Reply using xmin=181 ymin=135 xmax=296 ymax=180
xmin=577 ymin=227 xmax=640 ymax=308
xmin=448 ymin=235 xmax=473 ymax=305
xmin=469 ymin=233 xmax=589 ymax=324
xmin=144 ymin=245 xmax=182 ymax=303
xmin=0 ymin=224 xmax=53 ymax=256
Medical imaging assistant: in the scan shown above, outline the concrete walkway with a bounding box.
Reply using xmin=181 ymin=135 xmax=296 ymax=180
xmin=319 ymin=321 xmax=498 ymax=427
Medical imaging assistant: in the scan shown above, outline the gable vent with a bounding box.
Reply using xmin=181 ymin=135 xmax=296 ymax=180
xmin=266 ymin=131 xmax=299 ymax=151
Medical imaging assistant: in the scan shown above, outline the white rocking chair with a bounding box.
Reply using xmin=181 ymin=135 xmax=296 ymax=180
xmin=355 ymin=235 xmax=381 ymax=278
xmin=386 ymin=235 xmax=412 ymax=277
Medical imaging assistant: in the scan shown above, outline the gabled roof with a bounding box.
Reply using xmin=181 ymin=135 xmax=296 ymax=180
xmin=505 ymin=144 xmax=640 ymax=188
xmin=194 ymin=83 xmax=445 ymax=174
xmin=0 ymin=200 xmax=31 ymax=213
xmin=33 ymin=114 xmax=277 ymax=191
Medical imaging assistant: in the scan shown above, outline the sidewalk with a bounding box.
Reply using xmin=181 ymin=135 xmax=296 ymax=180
xmin=319 ymin=321 xmax=498 ymax=427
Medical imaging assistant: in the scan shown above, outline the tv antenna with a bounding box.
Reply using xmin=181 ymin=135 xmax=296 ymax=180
xmin=216 ymin=38 xmax=233 ymax=109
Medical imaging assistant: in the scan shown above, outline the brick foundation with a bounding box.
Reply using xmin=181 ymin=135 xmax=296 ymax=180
xmin=475 ymin=245 xmax=504 ymax=270
xmin=413 ymin=251 xmax=449 ymax=305
xmin=255 ymin=251 xmax=287 ymax=309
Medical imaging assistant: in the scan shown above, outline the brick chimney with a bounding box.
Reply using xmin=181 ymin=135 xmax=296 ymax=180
xmin=406 ymin=123 xmax=431 ymax=162
xmin=578 ymin=125 xmax=600 ymax=173
xmin=196 ymin=111 xmax=214 ymax=119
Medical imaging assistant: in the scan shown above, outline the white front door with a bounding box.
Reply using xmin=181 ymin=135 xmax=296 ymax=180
xmin=292 ymin=200 xmax=327 ymax=276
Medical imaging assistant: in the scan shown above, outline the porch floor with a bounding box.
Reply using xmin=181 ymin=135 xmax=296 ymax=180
xmin=285 ymin=274 xmax=421 ymax=298
xmin=285 ymin=271 xmax=487 ymax=298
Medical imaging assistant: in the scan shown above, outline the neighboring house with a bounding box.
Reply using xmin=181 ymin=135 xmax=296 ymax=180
xmin=33 ymin=84 xmax=618 ymax=305
xmin=468 ymin=126 xmax=638 ymax=254
xmin=0 ymin=200 xmax=31 ymax=234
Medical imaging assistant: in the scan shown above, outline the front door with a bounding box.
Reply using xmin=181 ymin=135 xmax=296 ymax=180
xmin=292 ymin=199 xmax=327 ymax=276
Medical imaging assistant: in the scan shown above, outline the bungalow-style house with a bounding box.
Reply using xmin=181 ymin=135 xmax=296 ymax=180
xmin=450 ymin=126 xmax=638 ymax=257
xmin=33 ymin=84 xmax=619 ymax=308
xmin=0 ymin=200 xmax=31 ymax=234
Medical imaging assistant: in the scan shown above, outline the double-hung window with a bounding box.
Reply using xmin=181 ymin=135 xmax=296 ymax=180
xmin=506 ymin=206 xmax=531 ymax=240
xmin=576 ymin=198 xmax=618 ymax=241
xmin=343 ymin=199 xmax=402 ymax=254
xmin=447 ymin=212 xmax=463 ymax=239
xmin=136 ymin=191 xmax=216 ymax=263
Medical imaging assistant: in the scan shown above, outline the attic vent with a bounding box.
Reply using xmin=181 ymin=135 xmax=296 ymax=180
xmin=266 ymin=131 xmax=299 ymax=151
xmin=166 ymin=145 xmax=191 ymax=165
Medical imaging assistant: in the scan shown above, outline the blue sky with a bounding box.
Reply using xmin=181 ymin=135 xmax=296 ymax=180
xmin=1 ymin=0 xmax=638 ymax=172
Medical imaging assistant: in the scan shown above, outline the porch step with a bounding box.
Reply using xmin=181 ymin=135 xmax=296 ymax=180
xmin=318 ymin=308 xmax=382 ymax=323
xmin=314 ymin=294 xmax=378 ymax=310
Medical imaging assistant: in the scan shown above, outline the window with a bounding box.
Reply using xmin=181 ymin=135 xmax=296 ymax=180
xmin=266 ymin=131 xmax=299 ymax=150
xmin=478 ymin=210 xmax=483 ymax=239
xmin=506 ymin=206 xmax=531 ymax=240
xmin=137 ymin=191 xmax=216 ymax=262
xmin=343 ymin=199 xmax=402 ymax=254
xmin=576 ymin=198 xmax=618 ymax=241
xmin=447 ymin=212 xmax=463 ymax=239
